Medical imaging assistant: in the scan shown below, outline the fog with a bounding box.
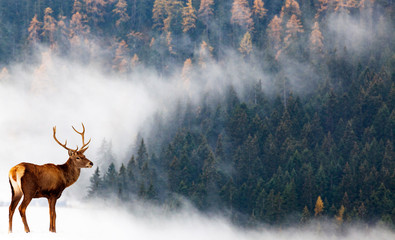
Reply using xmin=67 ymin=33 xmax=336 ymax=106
xmin=1 ymin=202 xmax=394 ymax=240
xmin=0 ymin=44 xmax=267 ymax=204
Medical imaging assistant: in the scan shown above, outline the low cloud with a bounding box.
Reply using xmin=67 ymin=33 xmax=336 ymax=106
xmin=1 ymin=201 xmax=394 ymax=240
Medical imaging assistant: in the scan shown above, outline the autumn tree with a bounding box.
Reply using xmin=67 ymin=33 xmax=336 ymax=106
xmin=309 ymin=21 xmax=324 ymax=54
xmin=113 ymin=40 xmax=130 ymax=73
xmin=84 ymin=0 xmax=106 ymax=27
xmin=284 ymin=14 xmax=304 ymax=47
xmin=231 ymin=0 xmax=254 ymax=31
xmin=239 ymin=31 xmax=253 ymax=58
xmin=198 ymin=0 xmax=214 ymax=33
xmin=130 ymin=53 xmax=140 ymax=70
xmin=314 ymin=195 xmax=324 ymax=216
xmin=27 ymin=15 xmax=42 ymax=46
xmin=280 ymin=0 xmax=302 ymax=19
xmin=267 ymin=15 xmax=282 ymax=52
xmin=198 ymin=40 xmax=213 ymax=68
xmin=163 ymin=0 xmax=183 ymax=34
xmin=113 ymin=0 xmax=130 ymax=28
xmin=69 ymin=10 xmax=90 ymax=45
xmin=335 ymin=205 xmax=346 ymax=225
xmin=153 ymin=0 xmax=166 ymax=30
xmin=42 ymin=7 xmax=56 ymax=47
xmin=182 ymin=0 xmax=197 ymax=33
xmin=253 ymin=0 xmax=268 ymax=19
xmin=182 ymin=58 xmax=193 ymax=90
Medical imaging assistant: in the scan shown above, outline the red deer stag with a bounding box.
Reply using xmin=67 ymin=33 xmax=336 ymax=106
xmin=8 ymin=123 xmax=93 ymax=233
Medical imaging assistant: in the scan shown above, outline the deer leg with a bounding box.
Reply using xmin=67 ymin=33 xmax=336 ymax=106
xmin=8 ymin=189 xmax=22 ymax=233
xmin=19 ymin=195 xmax=32 ymax=233
xmin=48 ymin=197 xmax=57 ymax=233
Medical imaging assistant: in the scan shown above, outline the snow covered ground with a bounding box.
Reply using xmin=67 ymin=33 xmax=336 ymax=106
xmin=1 ymin=202 xmax=394 ymax=240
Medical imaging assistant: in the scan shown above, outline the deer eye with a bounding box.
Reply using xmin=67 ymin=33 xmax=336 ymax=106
xmin=76 ymin=157 xmax=81 ymax=160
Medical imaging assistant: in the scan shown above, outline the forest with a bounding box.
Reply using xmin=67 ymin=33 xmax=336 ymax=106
xmin=0 ymin=0 xmax=394 ymax=227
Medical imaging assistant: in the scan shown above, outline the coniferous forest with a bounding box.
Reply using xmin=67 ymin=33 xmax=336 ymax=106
xmin=0 ymin=0 xmax=394 ymax=228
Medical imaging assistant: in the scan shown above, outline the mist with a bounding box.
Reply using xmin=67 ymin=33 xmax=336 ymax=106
xmin=1 ymin=202 xmax=394 ymax=240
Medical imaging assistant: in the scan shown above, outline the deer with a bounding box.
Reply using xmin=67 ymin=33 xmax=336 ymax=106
xmin=8 ymin=123 xmax=93 ymax=233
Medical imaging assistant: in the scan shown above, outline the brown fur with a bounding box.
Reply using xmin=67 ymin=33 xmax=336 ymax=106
xmin=8 ymin=124 xmax=93 ymax=233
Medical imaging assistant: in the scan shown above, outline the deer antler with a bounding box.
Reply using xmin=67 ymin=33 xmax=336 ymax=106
xmin=72 ymin=123 xmax=91 ymax=151
xmin=53 ymin=126 xmax=78 ymax=151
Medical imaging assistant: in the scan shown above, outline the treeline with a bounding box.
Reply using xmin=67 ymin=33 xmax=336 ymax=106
xmin=89 ymin=64 xmax=395 ymax=225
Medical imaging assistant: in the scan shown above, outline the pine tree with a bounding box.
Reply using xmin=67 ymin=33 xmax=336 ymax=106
xmin=314 ymin=195 xmax=324 ymax=216
xmin=137 ymin=139 xmax=149 ymax=169
xmin=88 ymin=167 xmax=103 ymax=197
xmin=104 ymin=163 xmax=118 ymax=193
xmin=182 ymin=0 xmax=197 ymax=33
xmin=231 ymin=0 xmax=254 ymax=31
xmin=300 ymin=205 xmax=311 ymax=223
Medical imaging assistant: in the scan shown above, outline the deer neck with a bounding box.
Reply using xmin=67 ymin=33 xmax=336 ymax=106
xmin=60 ymin=159 xmax=81 ymax=187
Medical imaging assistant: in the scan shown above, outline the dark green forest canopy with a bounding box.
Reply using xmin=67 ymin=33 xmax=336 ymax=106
xmin=0 ymin=0 xmax=394 ymax=227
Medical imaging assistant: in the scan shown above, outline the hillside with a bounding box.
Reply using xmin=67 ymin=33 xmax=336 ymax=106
xmin=0 ymin=0 xmax=394 ymax=228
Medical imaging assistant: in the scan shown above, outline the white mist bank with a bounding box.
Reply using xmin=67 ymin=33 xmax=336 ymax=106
xmin=0 ymin=202 xmax=394 ymax=240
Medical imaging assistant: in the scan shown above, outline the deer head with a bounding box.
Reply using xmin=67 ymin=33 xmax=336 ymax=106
xmin=53 ymin=123 xmax=93 ymax=168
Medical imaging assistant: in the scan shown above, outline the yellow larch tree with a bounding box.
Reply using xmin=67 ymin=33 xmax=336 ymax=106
xmin=335 ymin=205 xmax=345 ymax=224
xmin=182 ymin=0 xmax=197 ymax=33
xmin=309 ymin=21 xmax=324 ymax=53
xmin=153 ymin=0 xmax=167 ymax=30
xmin=198 ymin=0 xmax=214 ymax=32
xmin=72 ymin=0 xmax=83 ymax=14
xmin=198 ymin=40 xmax=213 ymax=68
xmin=280 ymin=0 xmax=302 ymax=19
xmin=163 ymin=0 xmax=183 ymax=33
xmin=314 ymin=196 xmax=324 ymax=216
xmin=267 ymin=15 xmax=283 ymax=51
xmin=231 ymin=0 xmax=254 ymax=31
xmin=315 ymin=0 xmax=328 ymax=19
xmin=69 ymin=10 xmax=90 ymax=45
xmin=239 ymin=31 xmax=253 ymax=58
xmin=27 ymin=15 xmax=42 ymax=45
xmin=284 ymin=14 xmax=304 ymax=46
xmin=113 ymin=0 xmax=130 ymax=27
xmin=181 ymin=58 xmax=193 ymax=90
xmin=0 ymin=67 xmax=9 ymax=82
xmin=346 ymin=0 xmax=359 ymax=8
xmin=253 ymin=0 xmax=268 ymax=19
xmin=42 ymin=7 xmax=56 ymax=46
xmin=131 ymin=53 xmax=140 ymax=70
xmin=84 ymin=0 xmax=107 ymax=26
xmin=113 ymin=40 xmax=130 ymax=73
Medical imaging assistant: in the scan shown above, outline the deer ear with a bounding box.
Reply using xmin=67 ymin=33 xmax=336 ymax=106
xmin=68 ymin=149 xmax=74 ymax=156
